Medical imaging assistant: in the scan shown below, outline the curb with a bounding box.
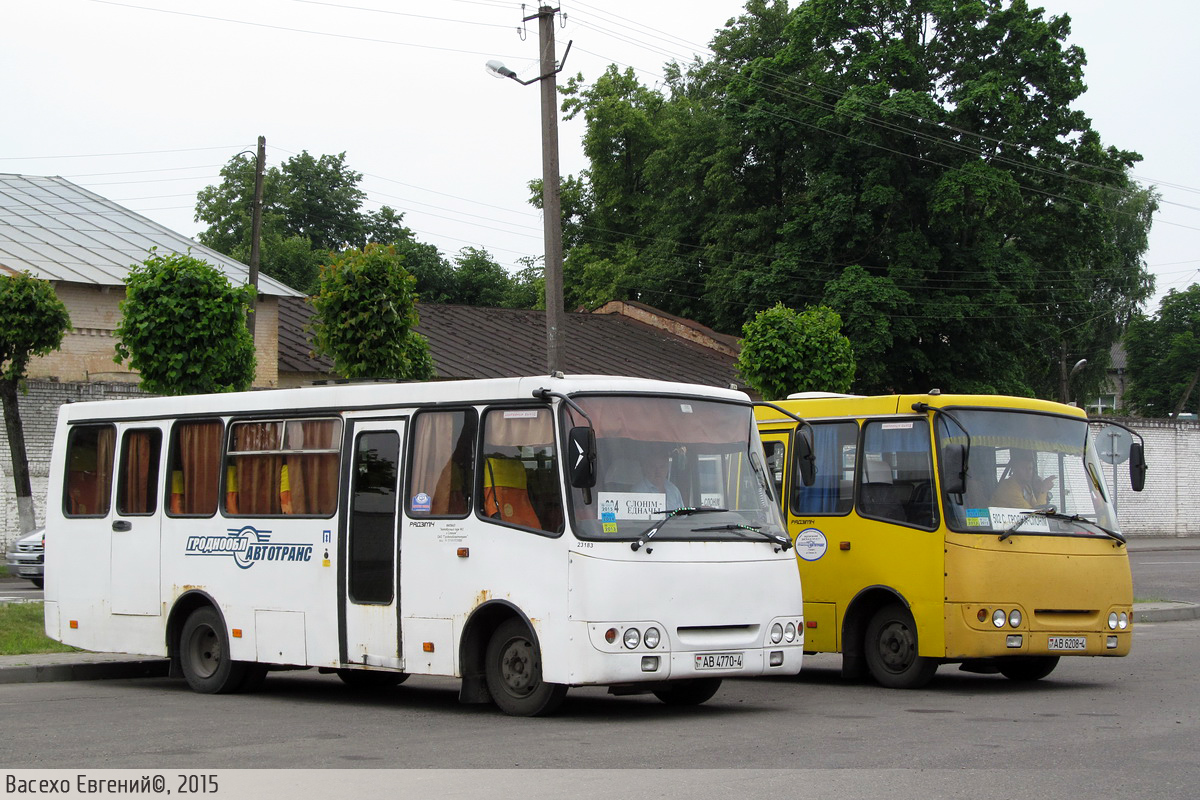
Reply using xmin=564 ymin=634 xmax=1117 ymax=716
xmin=0 ymin=658 xmax=168 ymax=685
xmin=1134 ymin=602 xmax=1200 ymax=623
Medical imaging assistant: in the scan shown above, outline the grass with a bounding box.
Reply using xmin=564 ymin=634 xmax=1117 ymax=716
xmin=0 ymin=602 xmax=79 ymax=655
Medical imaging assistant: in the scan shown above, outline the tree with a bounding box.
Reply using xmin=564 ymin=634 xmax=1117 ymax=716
xmin=309 ymin=244 xmax=436 ymax=381
xmin=555 ymin=0 xmax=1154 ymax=397
xmin=114 ymin=249 xmax=256 ymax=395
xmin=1125 ymin=284 xmax=1200 ymax=418
xmin=737 ymin=303 xmax=855 ymax=400
xmin=0 ymin=272 xmax=71 ymax=534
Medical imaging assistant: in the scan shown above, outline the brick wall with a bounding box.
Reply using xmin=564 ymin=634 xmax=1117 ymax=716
xmin=1097 ymin=418 xmax=1200 ymax=537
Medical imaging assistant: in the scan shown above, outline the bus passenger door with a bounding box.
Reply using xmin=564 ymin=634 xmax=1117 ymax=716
xmin=341 ymin=420 xmax=405 ymax=669
xmin=111 ymin=424 xmax=166 ymax=616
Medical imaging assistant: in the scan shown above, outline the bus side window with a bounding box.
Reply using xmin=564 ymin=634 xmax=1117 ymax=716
xmin=225 ymin=418 xmax=341 ymax=517
xmin=763 ymin=441 xmax=787 ymax=511
xmin=408 ymin=410 xmax=476 ymax=518
xmin=64 ymin=424 xmax=116 ymax=518
xmin=117 ymin=428 xmax=162 ymax=515
xmin=859 ymin=419 xmax=936 ymax=529
xmin=479 ymin=408 xmax=563 ymax=535
xmin=791 ymin=421 xmax=857 ymax=516
xmin=167 ymin=420 xmax=223 ymax=517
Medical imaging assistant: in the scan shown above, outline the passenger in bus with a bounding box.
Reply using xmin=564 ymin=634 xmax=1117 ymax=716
xmin=991 ymin=449 xmax=1055 ymax=508
xmin=634 ymin=445 xmax=684 ymax=510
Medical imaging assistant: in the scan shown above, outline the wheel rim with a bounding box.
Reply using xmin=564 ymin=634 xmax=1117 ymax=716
xmin=875 ymin=619 xmax=917 ymax=673
xmin=186 ymin=623 xmax=221 ymax=680
xmin=496 ymin=635 xmax=536 ymax=697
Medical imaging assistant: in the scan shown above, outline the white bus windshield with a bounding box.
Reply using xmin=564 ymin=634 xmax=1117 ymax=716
xmin=936 ymin=408 xmax=1120 ymax=538
xmin=566 ymin=396 xmax=787 ymax=543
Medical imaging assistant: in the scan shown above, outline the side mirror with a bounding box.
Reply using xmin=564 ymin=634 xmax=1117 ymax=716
xmin=567 ymin=426 xmax=597 ymax=488
xmin=1129 ymin=441 xmax=1147 ymax=492
xmin=794 ymin=427 xmax=816 ymax=487
xmin=942 ymin=444 xmax=967 ymax=495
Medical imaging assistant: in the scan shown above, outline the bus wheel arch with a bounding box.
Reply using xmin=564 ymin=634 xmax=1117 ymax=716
xmin=843 ymin=587 xmax=938 ymax=688
xmin=166 ymin=590 xmax=221 ymax=680
xmin=457 ymin=600 xmax=534 ymax=705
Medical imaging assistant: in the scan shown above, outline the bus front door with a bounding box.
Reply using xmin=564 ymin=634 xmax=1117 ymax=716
xmin=341 ymin=420 xmax=405 ymax=669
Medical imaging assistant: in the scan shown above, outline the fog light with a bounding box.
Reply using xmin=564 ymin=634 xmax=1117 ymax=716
xmin=1008 ymin=609 xmax=1022 ymax=628
xmin=1006 ymin=634 xmax=1023 ymax=648
xmin=784 ymin=622 xmax=797 ymax=642
xmin=769 ymin=651 xmax=784 ymax=667
xmin=992 ymin=609 xmax=1007 ymax=628
xmin=623 ymin=628 xmax=641 ymax=649
xmin=1108 ymin=612 xmax=1118 ymax=630
xmin=1106 ymin=636 xmax=1118 ymax=650
xmin=770 ymin=622 xmax=784 ymax=643
xmin=1118 ymin=612 xmax=1129 ymax=630
xmin=641 ymin=656 xmax=660 ymax=672
xmin=644 ymin=627 xmax=661 ymax=649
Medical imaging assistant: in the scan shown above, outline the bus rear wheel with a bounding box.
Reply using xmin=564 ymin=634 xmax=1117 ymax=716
xmin=653 ymin=678 xmax=722 ymax=706
xmin=484 ymin=618 xmax=567 ymax=717
xmin=179 ymin=606 xmax=248 ymax=694
xmin=864 ymin=603 xmax=938 ymax=689
xmin=998 ymin=656 xmax=1059 ymax=682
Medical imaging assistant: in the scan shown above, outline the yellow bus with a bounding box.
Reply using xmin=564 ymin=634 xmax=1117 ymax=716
xmin=756 ymin=392 xmax=1147 ymax=688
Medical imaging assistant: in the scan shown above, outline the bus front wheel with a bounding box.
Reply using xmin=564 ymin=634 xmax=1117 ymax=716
xmin=864 ymin=603 xmax=938 ymax=689
xmin=179 ymin=606 xmax=248 ymax=694
xmin=484 ymin=618 xmax=567 ymax=717
xmin=998 ymin=656 xmax=1059 ymax=682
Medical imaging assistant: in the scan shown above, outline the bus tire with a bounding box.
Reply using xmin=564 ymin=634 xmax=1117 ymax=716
xmin=653 ymin=678 xmax=722 ymax=706
xmin=336 ymin=669 xmax=408 ymax=689
xmin=484 ymin=618 xmax=567 ymax=717
xmin=179 ymin=606 xmax=248 ymax=694
xmin=998 ymin=656 xmax=1059 ymax=682
xmin=864 ymin=603 xmax=938 ymax=689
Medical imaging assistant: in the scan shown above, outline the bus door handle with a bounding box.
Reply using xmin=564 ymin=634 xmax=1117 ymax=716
xmin=112 ymin=520 xmax=132 ymax=532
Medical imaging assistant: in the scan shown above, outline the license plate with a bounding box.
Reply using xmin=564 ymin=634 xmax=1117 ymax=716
xmin=694 ymin=652 xmax=743 ymax=670
xmin=1047 ymin=636 xmax=1087 ymax=651
xmin=17 ymin=567 xmax=39 ymax=576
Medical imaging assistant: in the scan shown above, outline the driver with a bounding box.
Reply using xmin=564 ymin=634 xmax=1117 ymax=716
xmin=634 ymin=444 xmax=685 ymax=511
xmin=992 ymin=449 xmax=1055 ymax=508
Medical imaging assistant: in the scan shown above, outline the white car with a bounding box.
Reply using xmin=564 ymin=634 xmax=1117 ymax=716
xmin=5 ymin=528 xmax=44 ymax=588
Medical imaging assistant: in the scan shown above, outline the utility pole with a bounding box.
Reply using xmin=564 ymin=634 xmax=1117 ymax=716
xmin=487 ymin=6 xmax=570 ymax=375
xmin=247 ymin=135 xmax=265 ymax=340
xmin=535 ymin=6 xmax=565 ymax=375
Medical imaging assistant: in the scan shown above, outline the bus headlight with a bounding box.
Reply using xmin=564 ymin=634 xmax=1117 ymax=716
xmin=1108 ymin=612 xmax=1118 ymax=630
xmin=992 ymin=609 xmax=1007 ymax=628
xmin=643 ymin=627 xmax=661 ymax=649
xmin=770 ymin=623 xmax=784 ymax=644
xmin=1008 ymin=609 xmax=1022 ymax=628
xmin=623 ymin=628 xmax=641 ymax=649
xmin=1118 ymin=612 xmax=1129 ymax=630
xmin=784 ymin=622 xmax=797 ymax=642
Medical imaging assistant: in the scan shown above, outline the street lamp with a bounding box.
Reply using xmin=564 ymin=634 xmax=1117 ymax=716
xmin=486 ymin=7 xmax=572 ymax=375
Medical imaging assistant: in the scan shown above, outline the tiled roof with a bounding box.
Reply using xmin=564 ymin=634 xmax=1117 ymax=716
xmin=278 ymin=298 xmax=742 ymax=388
xmin=0 ymin=174 xmax=301 ymax=297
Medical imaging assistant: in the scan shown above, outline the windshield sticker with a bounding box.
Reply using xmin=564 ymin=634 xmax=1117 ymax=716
xmin=989 ymin=507 xmax=1051 ymax=532
xmin=795 ymin=528 xmax=827 ymax=561
xmin=411 ymin=492 xmax=432 ymax=514
xmin=680 ymin=403 xmax=694 ymax=413
xmin=502 ymin=409 xmax=540 ymax=419
xmin=964 ymin=508 xmax=992 ymax=528
xmin=881 ymin=422 xmax=914 ymax=430
xmin=598 ymin=492 xmax=668 ymax=520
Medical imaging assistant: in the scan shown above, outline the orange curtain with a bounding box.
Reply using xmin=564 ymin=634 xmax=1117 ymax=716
xmin=178 ymin=421 xmax=222 ymax=515
xmin=121 ymin=430 xmax=155 ymax=514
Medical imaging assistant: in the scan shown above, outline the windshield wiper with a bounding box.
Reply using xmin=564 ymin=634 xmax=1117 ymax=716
xmin=691 ymin=523 xmax=793 ymax=552
xmin=630 ymin=507 xmax=725 ymax=552
xmin=999 ymin=508 xmax=1126 ymax=546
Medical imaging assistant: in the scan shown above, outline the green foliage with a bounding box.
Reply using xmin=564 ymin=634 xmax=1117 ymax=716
xmin=114 ymin=249 xmax=256 ymax=395
xmin=737 ymin=303 xmax=855 ymax=399
xmin=1125 ymin=284 xmax=1200 ymax=418
xmin=0 ymin=271 xmax=71 ymax=383
xmin=553 ymin=0 xmax=1154 ymax=397
xmin=310 ymin=244 xmax=436 ymax=381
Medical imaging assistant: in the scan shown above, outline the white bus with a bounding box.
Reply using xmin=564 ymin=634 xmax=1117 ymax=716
xmin=43 ymin=375 xmax=804 ymax=715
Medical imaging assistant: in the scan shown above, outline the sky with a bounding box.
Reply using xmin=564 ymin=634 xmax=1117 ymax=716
xmin=2 ymin=0 xmax=1197 ymax=315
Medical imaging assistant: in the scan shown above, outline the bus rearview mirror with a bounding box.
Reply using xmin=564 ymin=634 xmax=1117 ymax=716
xmin=942 ymin=444 xmax=967 ymax=495
xmin=568 ymin=426 xmax=597 ymax=488
xmin=1129 ymin=442 xmax=1146 ymax=492
xmin=795 ymin=429 xmax=816 ymax=487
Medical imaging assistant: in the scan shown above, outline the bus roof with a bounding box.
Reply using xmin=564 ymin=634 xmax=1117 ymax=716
xmin=755 ymin=392 xmax=1087 ymax=425
xmin=57 ymin=374 xmax=751 ymax=424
